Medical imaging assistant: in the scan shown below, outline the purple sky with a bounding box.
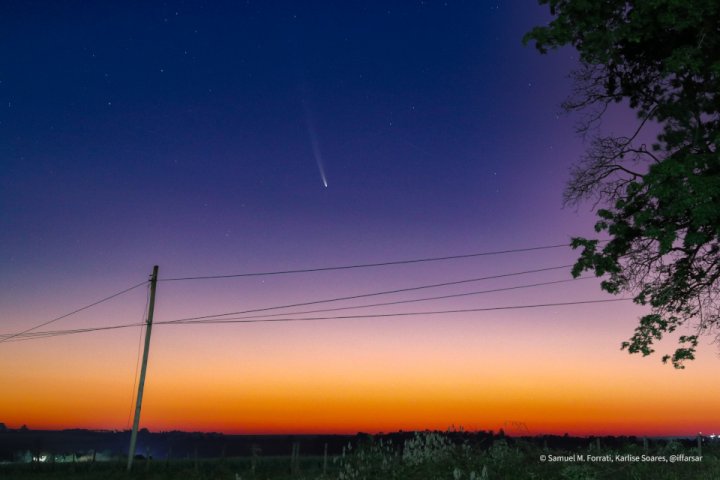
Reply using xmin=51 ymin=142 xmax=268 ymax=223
xmin=3 ymin=1 xmax=717 ymax=436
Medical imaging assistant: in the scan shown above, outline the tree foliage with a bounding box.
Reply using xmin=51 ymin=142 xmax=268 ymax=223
xmin=524 ymin=0 xmax=720 ymax=367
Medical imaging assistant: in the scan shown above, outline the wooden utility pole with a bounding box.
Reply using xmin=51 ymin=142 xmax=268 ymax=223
xmin=127 ymin=265 xmax=159 ymax=471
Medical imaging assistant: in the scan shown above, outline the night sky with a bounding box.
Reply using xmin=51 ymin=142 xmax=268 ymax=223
xmin=1 ymin=1 xmax=718 ymax=436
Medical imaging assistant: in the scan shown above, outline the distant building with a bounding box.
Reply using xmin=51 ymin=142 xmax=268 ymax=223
xmin=0 ymin=423 xmax=7 ymax=432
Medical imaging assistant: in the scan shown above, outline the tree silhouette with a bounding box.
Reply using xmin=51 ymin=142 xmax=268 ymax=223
xmin=524 ymin=0 xmax=720 ymax=367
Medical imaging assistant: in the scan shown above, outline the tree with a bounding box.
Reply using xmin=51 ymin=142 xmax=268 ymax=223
xmin=524 ymin=0 xmax=720 ymax=367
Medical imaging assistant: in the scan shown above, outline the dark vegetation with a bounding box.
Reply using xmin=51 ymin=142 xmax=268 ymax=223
xmin=525 ymin=0 xmax=720 ymax=367
xmin=1 ymin=429 xmax=717 ymax=479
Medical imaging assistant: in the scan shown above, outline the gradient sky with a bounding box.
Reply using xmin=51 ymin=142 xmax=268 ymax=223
xmin=1 ymin=1 xmax=718 ymax=437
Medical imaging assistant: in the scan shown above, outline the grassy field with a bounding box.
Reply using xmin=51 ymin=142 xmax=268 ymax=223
xmin=1 ymin=432 xmax=718 ymax=479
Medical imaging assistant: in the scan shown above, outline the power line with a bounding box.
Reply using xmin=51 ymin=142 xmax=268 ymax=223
xmin=0 ymin=264 xmax=576 ymax=340
xmin=159 ymin=242 xmax=577 ymax=281
xmin=0 ymin=240 xmax=610 ymax=342
xmin=0 ymin=280 xmax=148 ymax=344
xmin=176 ymin=277 xmax=594 ymax=323
xmin=163 ymin=264 xmax=576 ymax=324
xmin=1 ymin=322 xmax=145 ymax=342
xmin=3 ymin=298 xmax=631 ymax=342
xmin=162 ymin=298 xmax=632 ymax=326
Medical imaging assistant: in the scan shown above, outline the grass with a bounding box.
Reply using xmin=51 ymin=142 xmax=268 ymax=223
xmin=1 ymin=432 xmax=718 ymax=479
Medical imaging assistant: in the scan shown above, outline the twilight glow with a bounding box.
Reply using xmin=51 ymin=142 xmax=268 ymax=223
xmin=1 ymin=1 xmax=718 ymax=437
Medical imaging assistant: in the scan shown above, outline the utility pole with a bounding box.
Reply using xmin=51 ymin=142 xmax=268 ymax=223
xmin=127 ymin=265 xmax=159 ymax=471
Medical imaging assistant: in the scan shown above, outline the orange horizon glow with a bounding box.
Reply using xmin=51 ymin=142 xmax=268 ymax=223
xmin=3 ymin=295 xmax=719 ymax=439
xmin=0 ymin=421 xmax=713 ymax=439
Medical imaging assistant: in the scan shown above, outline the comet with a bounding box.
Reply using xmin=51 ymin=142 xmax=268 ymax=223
xmin=302 ymin=99 xmax=328 ymax=188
